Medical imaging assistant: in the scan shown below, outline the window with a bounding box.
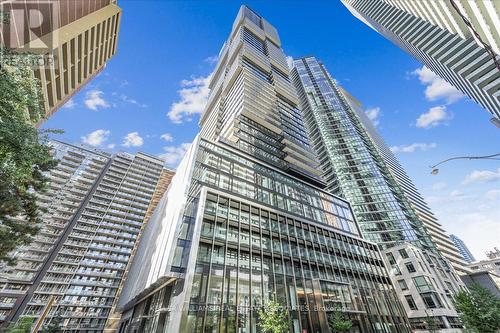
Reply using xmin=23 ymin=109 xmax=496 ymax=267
xmin=405 ymin=295 xmax=418 ymax=310
xmin=412 ymin=276 xmax=434 ymax=292
xmin=420 ymin=292 xmax=443 ymax=309
xmin=386 ymin=252 xmax=396 ymax=265
xmin=398 ymin=249 xmax=409 ymax=259
xmin=405 ymin=262 xmax=416 ymax=273
xmin=397 ymin=279 xmax=408 ymax=291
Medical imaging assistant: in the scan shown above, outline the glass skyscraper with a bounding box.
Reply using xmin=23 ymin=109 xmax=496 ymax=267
xmin=116 ymin=6 xmax=409 ymax=333
xmin=340 ymin=86 xmax=468 ymax=275
xmin=292 ymin=57 xmax=435 ymax=252
xmin=449 ymin=235 xmax=475 ymax=264
xmin=291 ymin=56 xmax=465 ymax=331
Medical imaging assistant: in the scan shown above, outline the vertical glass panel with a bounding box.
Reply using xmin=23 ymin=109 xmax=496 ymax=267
xmin=228 ymin=226 xmax=239 ymax=245
xmin=240 ymin=229 xmax=250 ymax=247
xmin=215 ymin=220 xmax=226 ymax=242
xmin=207 ymin=266 xmax=223 ymax=306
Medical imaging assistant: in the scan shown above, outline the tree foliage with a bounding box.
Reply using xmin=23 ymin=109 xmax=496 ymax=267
xmin=454 ymin=283 xmax=500 ymax=333
xmin=0 ymin=47 xmax=58 ymax=264
xmin=328 ymin=310 xmax=353 ymax=333
xmin=41 ymin=313 xmax=63 ymax=333
xmin=258 ymin=300 xmax=289 ymax=333
xmin=5 ymin=316 xmax=35 ymax=333
xmin=424 ymin=313 xmax=439 ymax=333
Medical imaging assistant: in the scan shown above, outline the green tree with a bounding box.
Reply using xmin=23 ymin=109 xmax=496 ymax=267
xmin=424 ymin=313 xmax=439 ymax=333
xmin=41 ymin=313 xmax=63 ymax=333
xmin=0 ymin=47 xmax=59 ymax=265
xmin=258 ymin=300 xmax=289 ymax=333
xmin=454 ymin=283 xmax=500 ymax=333
xmin=5 ymin=316 xmax=35 ymax=333
xmin=328 ymin=310 xmax=353 ymax=333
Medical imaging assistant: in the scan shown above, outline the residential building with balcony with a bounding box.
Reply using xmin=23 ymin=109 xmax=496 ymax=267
xmin=0 ymin=0 xmax=122 ymax=124
xmin=115 ymin=6 xmax=410 ymax=333
xmin=0 ymin=141 xmax=167 ymax=332
xmin=341 ymin=0 xmax=500 ymax=123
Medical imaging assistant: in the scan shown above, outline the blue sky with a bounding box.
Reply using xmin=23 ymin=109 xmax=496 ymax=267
xmin=42 ymin=1 xmax=499 ymax=260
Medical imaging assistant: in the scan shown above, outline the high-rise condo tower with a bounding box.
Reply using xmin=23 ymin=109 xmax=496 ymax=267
xmin=116 ymin=6 xmax=410 ymax=333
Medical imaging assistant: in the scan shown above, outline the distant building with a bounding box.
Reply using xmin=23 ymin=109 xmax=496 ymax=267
xmin=342 ymin=0 xmax=500 ymax=123
xmin=450 ymin=235 xmax=476 ymax=263
xmin=461 ymin=271 xmax=500 ymax=299
xmin=0 ymin=141 xmax=169 ymax=331
xmin=468 ymin=247 xmax=500 ymax=276
xmin=1 ymin=0 xmax=122 ymax=123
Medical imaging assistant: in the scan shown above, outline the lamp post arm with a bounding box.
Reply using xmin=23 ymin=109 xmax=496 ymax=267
xmin=430 ymin=153 xmax=500 ymax=169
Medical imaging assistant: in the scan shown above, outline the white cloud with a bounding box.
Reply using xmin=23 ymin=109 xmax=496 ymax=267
xmin=365 ymin=107 xmax=381 ymax=127
xmin=463 ymin=168 xmax=500 ymax=185
xmin=204 ymin=55 xmax=219 ymax=65
xmin=441 ymin=211 xmax=500 ymax=260
xmin=424 ymin=181 xmax=500 ymax=260
xmin=168 ymin=74 xmax=212 ymax=124
xmin=120 ymin=94 xmax=148 ymax=108
xmin=412 ymin=66 xmax=464 ymax=103
xmin=485 ymin=189 xmax=500 ymax=201
xmin=425 ymin=189 xmax=476 ymax=205
xmin=158 ymin=143 xmax=191 ymax=167
xmin=107 ymin=143 xmax=116 ymax=149
xmin=84 ymin=90 xmax=110 ymax=111
xmin=416 ymin=106 xmax=452 ymax=128
xmin=286 ymin=55 xmax=294 ymax=70
xmin=160 ymin=133 xmax=174 ymax=142
xmin=122 ymin=132 xmax=144 ymax=148
xmin=63 ymin=98 xmax=76 ymax=109
xmin=390 ymin=142 xmax=437 ymax=153
xmin=432 ymin=182 xmax=447 ymax=191
xmin=81 ymin=129 xmax=110 ymax=147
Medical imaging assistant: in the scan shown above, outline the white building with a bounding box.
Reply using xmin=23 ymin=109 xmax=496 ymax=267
xmin=382 ymin=243 xmax=465 ymax=332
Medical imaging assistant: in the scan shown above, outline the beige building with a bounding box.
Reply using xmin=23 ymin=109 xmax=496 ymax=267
xmin=1 ymin=0 xmax=122 ymax=123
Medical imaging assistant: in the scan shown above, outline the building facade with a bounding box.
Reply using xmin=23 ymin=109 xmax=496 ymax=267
xmin=340 ymin=87 xmax=468 ymax=274
xmin=341 ymin=0 xmax=500 ymax=122
xmin=449 ymin=235 xmax=475 ymax=264
xmin=383 ymin=243 xmax=464 ymax=332
xmin=0 ymin=141 xmax=167 ymax=332
xmin=0 ymin=0 xmax=122 ymax=123
xmin=291 ymin=56 xmax=465 ymax=329
xmin=460 ymin=271 xmax=500 ymax=299
xmin=292 ymin=56 xmax=435 ymax=252
xmin=469 ymin=248 xmax=500 ymax=276
xmin=116 ymin=6 xmax=410 ymax=333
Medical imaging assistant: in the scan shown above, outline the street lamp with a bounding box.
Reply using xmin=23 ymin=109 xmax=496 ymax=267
xmin=430 ymin=153 xmax=500 ymax=175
